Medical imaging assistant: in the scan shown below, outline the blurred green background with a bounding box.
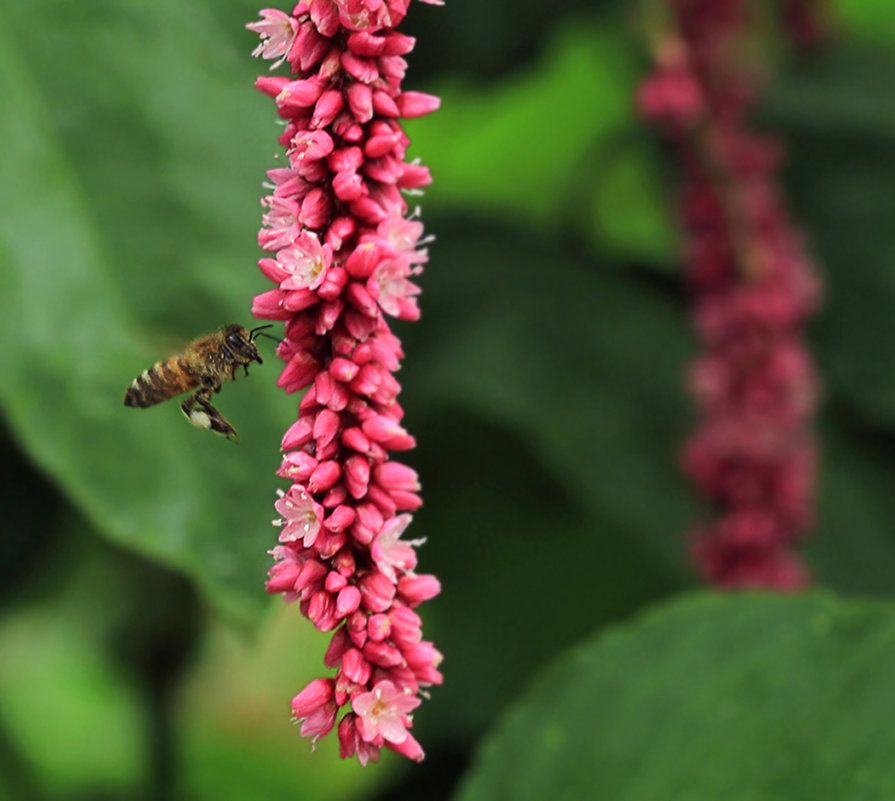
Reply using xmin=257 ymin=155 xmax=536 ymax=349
xmin=4 ymin=0 xmax=895 ymax=799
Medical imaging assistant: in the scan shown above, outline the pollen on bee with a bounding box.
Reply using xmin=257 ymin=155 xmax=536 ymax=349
xmin=188 ymin=410 xmax=213 ymax=430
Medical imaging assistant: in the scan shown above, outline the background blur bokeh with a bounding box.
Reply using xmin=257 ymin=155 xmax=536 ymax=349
xmin=4 ymin=1 xmax=895 ymax=799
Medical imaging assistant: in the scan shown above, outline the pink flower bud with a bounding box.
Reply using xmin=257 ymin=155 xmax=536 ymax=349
xmin=336 ymin=584 xmax=362 ymax=618
xmin=325 ymin=571 xmax=347 ymax=593
xmin=346 ymin=82 xmax=373 ymax=123
xmin=291 ymin=677 xmax=334 ymax=718
xmin=358 ymin=570 xmax=396 ymax=612
xmin=276 ymin=77 xmax=325 ymax=114
xmin=349 ymin=196 xmax=388 ymax=226
xmin=341 ymin=425 xmax=372 ymax=454
xmin=344 ymin=454 xmax=371 ymax=499
xmin=281 ymin=416 xmax=314 ymax=451
xmin=290 ymin=129 xmax=334 ymax=161
xmin=329 ymin=357 xmax=359 ymax=382
xmin=323 ymin=626 xmax=351 ymax=668
xmin=388 ymin=605 xmax=422 ymax=646
xmin=344 ymin=281 xmax=379 ymax=317
xmin=278 ymin=450 xmax=318 ymax=481
xmin=367 ymin=613 xmax=391 ymax=642
xmin=325 ymin=216 xmax=356 ymax=250
xmin=397 ymin=91 xmax=441 ymax=118
xmin=312 ymin=408 xmax=340 ymax=448
xmin=361 ymin=413 xmax=415 ymax=450
xmin=341 ymin=51 xmax=378 ymax=83
xmin=333 ymin=170 xmax=367 ymax=202
xmin=373 ymin=461 xmax=420 ymax=492
xmin=324 ymin=504 xmax=356 ymax=533
xmin=365 ymin=132 xmax=401 ymax=159
xmin=362 ymin=640 xmax=403 ymax=668
xmin=308 ymin=590 xmax=338 ymax=631
xmin=387 ymin=731 xmax=424 ymax=763
xmin=266 ymin=559 xmax=302 ymax=595
xmin=398 ymin=163 xmax=432 ymax=189
xmin=309 ymin=460 xmax=341 ymax=493
xmin=278 ymin=350 xmax=320 ymax=392
xmin=341 ymin=648 xmax=372 ymax=684
xmin=312 ymin=88 xmax=344 ymax=128
xmin=255 ymin=75 xmax=291 ymax=98
xmin=397 ymin=574 xmax=440 ymax=607
xmin=252 ymin=288 xmax=290 ymax=320
xmin=317 ymin=267 xmax=348 ymax=302
xmin=371 ymin=90 xmax=400 ymax=117
xmin=299 ymin=187 xmax=332 ymax=228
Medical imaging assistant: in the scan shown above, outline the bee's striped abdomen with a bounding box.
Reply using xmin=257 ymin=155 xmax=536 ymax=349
xmin=123 ymin=356 xmax=198 ymax=408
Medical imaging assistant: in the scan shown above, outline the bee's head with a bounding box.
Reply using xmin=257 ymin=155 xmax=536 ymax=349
xmin=224 ymin=324 xmax=264 ymax=365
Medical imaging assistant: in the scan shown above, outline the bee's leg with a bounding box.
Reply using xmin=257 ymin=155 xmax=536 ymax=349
xmin=180 ymin=388 xmax=239 ymax=442
xmin=243 ymin=364 xmax=250 ymax=378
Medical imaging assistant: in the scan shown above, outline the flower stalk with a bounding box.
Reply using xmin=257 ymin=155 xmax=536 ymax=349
xmin=638 ymin=0 xmax=822 ymax=589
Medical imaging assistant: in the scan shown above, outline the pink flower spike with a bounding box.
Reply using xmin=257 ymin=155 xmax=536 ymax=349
xmin=251 ymin=0 xmax=441 ymax=764
xmin=247 ymin=9 xmax=299 ymax=69
xmin=351 ymin=680 xmax=421 ymax=745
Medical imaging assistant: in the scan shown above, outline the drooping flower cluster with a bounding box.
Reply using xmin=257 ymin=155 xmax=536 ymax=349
xmin=638 ymin=0 xmax=822 ymax=589
xmin=247 ymin=0 xmax=443 ymax=764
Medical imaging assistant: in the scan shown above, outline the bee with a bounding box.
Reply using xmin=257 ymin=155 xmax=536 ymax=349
xmin=123 ymin=324 xmax=274 ymax=442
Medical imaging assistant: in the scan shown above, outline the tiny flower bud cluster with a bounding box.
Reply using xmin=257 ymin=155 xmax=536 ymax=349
xmin=248 ymin=0 xmax=442 ymax=764
xmin=637 ymin=0 xmax=822 ymax=589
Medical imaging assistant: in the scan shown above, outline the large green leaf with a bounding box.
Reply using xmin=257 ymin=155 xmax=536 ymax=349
xmin=456 ymin=592 xmax=895 ymax=801
xmin=0 ymin=6 xmax=294 ymax=626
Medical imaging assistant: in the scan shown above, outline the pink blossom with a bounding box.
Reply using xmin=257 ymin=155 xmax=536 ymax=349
xmin=373 ymin=255 xmax=421 ymax=319
xmin=370 ymin=513 xmax=422 ymax=582
xmin=351 ymin=680 xmax=421 ymax=745
xmin=249 ymin=0 xmax=440 ymax=764
xmin=247 ymin=9 xmax=299 ymax=67
xmin=274 ymin=484 xmax=324 ymax=547
xmin=276 ymin=231 xmax=333 ymax=290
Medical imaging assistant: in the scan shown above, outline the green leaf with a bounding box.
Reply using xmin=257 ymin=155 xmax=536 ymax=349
xmin=0 ymin=6 xmax=293 ymax=627
xmin=455 ymin=592 xmax=895 ymax=801
xmin=838 ymin=0 xmax=895 ymax=45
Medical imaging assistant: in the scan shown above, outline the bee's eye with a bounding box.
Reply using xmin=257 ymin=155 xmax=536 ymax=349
xmin=226 ymin=333 xmax=243 ymax=349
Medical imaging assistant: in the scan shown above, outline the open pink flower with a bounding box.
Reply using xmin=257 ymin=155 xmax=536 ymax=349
xmin=273 ymin=484 xmax=324 ymax=547
xmin=371 ymin=513 xmax=422 ymax=582
xmin=351 ymin=680 xmax=421 ymax=745
xmin=247 ymin=9 xmax=299 ymax=67
xmin=276 ymin=231 xmax=333 ymax=290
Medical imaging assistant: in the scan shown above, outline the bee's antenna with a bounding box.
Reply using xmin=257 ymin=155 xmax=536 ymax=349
xmin=250 ymin=324 xmax=282 ymax=344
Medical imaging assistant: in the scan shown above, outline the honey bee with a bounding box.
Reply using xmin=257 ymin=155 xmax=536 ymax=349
xmin=123 ymin=324 xmax=274 ymax=441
